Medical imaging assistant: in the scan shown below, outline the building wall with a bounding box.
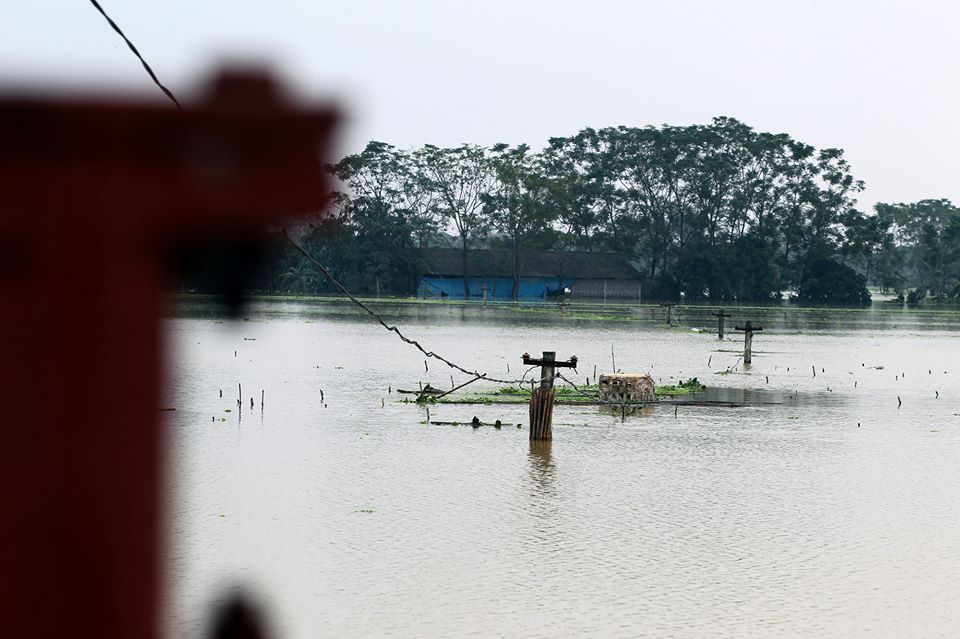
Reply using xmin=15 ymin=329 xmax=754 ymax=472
xmin=570 ymin=278 xmax=644 ymax=300
xmin=418 ymin=276 xmax=645 ymax=300
xmin=418 ymin=276 xmax=574 ymax=300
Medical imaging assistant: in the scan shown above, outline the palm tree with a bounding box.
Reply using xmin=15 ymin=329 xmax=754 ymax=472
xmin=280 ymin=258 xmax=320 ymax=296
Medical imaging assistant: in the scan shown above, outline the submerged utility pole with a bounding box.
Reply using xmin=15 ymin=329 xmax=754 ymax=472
xmin=522 ymin=351 xmax=577 ymax=440
xmin=712 ymin=309 xmax=732 ymax=340
xmin=734 ymin=321 xmax=763 ymax=364
xmin=660 ymin=302 xmax=675 ymax=326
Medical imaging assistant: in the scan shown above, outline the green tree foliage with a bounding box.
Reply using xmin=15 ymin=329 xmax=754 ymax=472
xmin=279 ymin=257 xmax=321 ymax=296
xmin=485 ymin=143 xmax=557 ymax=300
xmin=874 ymin=199 xmax=960 ymax=300
xmin=797 ymin=258 xmax=871 ymax=305
xmin=533 ymin=118 xmax=864 ymax=301
xmin=417 ymin=144 xmax=496 ymax=299
xmin=251 ymin=119 xmax=955 ymax=305
xmin=262 ymin=142 xmax=441 ymax=297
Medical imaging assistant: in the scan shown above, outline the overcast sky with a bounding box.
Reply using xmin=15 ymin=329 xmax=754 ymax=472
xmin=4 ymin=0 xmax=958 ymax=209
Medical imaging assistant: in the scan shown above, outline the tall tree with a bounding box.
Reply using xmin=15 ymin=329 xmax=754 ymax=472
xmin=539 ymin=132 xmax=608 ymax=251
xmin=330 ymin=141 xmax=441 ymax=294
xmin=417 ymin=144 xmax=496 ymax=299
xmin=486 ymin=143 xmax=555 ymax=300
xmin=875 ymin=199 xmax=960 ymax=299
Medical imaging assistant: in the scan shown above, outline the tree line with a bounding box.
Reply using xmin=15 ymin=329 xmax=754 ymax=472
xmin=256 ymin=116 xmax=960 ymax=304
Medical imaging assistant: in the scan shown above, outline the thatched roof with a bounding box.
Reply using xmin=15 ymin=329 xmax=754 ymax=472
xmin=420 ymin=248 xmax=641 ymax=280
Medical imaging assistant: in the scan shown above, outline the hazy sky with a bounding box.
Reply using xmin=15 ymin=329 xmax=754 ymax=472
xmin=4 ymin=0 xmax=958 ymax=209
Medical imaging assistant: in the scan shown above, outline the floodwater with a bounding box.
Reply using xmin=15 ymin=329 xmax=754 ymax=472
xmin=164 ymin=299 xmax=960 ymax=638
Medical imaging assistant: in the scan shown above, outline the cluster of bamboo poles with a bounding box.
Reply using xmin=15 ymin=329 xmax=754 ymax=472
xmin=529 ymin=387 xmax=556 ymax=440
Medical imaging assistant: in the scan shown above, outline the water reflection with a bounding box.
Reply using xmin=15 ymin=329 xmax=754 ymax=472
xmin=527 ymin=439 xmax=554 ymax=494
xmin=600 ymin=404 xmax=657 ymax=420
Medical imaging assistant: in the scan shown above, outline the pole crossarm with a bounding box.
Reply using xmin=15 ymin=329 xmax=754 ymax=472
xmin=522 ymin=353 xmax=578 ymax=369
xmin=713 ymin=309 xmax=732 ymax=338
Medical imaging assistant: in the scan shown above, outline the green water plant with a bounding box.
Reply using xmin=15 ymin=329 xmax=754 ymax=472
xmin=404 ymin=377 xmax=705 ymax=405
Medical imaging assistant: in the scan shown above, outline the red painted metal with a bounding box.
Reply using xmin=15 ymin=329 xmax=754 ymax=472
xmin=0 ymin=71 xmax=336 ymax=638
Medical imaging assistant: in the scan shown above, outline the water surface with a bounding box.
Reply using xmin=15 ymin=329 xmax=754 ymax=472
xmin=164 ymin=299 xmax=960 ymax=638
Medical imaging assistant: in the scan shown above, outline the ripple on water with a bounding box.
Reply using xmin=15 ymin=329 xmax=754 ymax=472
xmin=165 ymin=300 xmax=960 ymax=638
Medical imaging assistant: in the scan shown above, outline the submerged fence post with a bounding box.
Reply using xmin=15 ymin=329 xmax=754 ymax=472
xmin=660 ymin=302 xmax=675 ymax=326
xmin=712 ymin=308 xmax=731 ymax=340
xmin=522 ymin=351 xmax=578 ymax=441
xmin=734 ymin=321 xmax=763 ymax=364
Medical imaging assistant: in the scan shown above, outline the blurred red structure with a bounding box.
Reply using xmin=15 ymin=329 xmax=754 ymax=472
xmin=0 ymin=71 xmax=336 ymax=638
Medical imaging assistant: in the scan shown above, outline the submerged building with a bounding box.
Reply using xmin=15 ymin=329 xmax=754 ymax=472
xmin=417 ymin=248 xmax=644 ymax=301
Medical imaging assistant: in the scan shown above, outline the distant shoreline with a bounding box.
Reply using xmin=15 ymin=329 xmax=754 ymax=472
xmin=167 ymin=292 xmax=960 ymax=315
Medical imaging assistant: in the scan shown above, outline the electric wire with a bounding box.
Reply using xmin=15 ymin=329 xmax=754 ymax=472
xmin=87 ymin=0 xmax=182 ymax=109
xmin=85 ymin=1 xmax=591 ymax=390
xmin=281 ymin=226 xmax=563 ymax=386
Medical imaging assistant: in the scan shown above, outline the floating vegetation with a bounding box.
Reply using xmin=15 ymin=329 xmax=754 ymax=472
xmin=655 ymin=378 xmax=706 ymax=396
xmin=403 ymin=378 xmax=705 ymax=405
xmin=404 ymin=394 xmax=516 ymax=405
